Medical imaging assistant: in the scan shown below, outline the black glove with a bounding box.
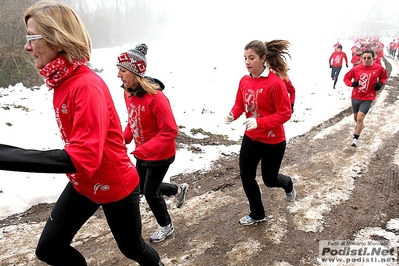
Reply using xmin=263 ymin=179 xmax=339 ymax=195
xmin=291 ymin=103 xmax=294 ymax=113
xmin=329 ymin=65 xmax=332 ymax=68
xmin=351 ymin=81 xmax=359 ymax=87
xmin=374 ymin=82 xmax=383 ymax=91
xmin=346 ymin=64 xmax=349 ymax=68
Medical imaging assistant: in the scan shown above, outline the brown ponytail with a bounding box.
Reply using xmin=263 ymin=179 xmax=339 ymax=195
xmin=264 ymin=40 xmax=291 ymax=80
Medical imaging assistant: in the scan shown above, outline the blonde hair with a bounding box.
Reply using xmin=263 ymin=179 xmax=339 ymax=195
xmin=124 ymin=76 xmax=159 ymax=97
xmin=24 ymin=1 xmax=92 ymax=62
xmin=245 ymin=40 xmax=291 ymax=80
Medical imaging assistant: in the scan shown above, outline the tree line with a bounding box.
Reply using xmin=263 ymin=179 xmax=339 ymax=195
xmin=0 ymin=0 xmax=167 ymax=88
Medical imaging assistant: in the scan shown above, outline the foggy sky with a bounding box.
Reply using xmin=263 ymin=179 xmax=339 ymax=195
xmin=147 ymin=0 xmax=398 ymax=43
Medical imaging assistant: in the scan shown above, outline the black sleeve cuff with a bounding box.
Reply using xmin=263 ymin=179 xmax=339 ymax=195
xmin=0 ymin=144 xmax=77 ymax=173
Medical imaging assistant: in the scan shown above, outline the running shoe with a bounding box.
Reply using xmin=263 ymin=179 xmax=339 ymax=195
xmin=351 ymin=138 xmax=358 ymax=148
xmin=150 ymin=223 xmax=174 ymax=243
xmin=286 ymin=188 xmax=296 ymax=202
xmin=175 ymin=183 xmax=189 ymax=208
xmin=239 ymin=215 xmax=266 ymax=226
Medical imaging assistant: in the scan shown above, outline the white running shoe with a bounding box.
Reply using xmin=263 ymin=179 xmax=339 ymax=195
xmin=239 ymin=215 xmax=266 ymax=226
xmin=175 ymin=183 xmax=189 ymax=208
xmin=351 ymin=138 xmax=358 ymax=148
xmin=150 ymin=223 xmax=174 ymax=243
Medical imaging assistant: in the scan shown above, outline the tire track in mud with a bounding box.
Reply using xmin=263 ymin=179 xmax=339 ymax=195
xmin=281 ymin=79 xmax=399 ymax=234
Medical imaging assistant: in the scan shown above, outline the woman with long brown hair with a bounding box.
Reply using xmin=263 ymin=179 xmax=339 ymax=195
xmin=225 ymin=40 xmax=296 ymax=226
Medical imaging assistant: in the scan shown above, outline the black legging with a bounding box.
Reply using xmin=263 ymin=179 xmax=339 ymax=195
xmin=239 ymin=135 xmax=292 ymax=220
xmin=35 ymin=183 xmax=161 ymax=266
xmin=136 ymin=157 xmax=178 ymax=227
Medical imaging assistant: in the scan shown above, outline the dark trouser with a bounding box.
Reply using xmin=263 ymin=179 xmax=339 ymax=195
xmin=331 ymin=66 xmax=342 ymax=86
xmin=136 ymin=156 xmax=177 ymax=227
xmin=35 ymin=183 xmax=161 ymax=266
xmin=239 ymin=135 xmax=292 ymax=220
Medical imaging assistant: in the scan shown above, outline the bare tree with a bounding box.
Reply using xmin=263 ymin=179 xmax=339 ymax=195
xmin=0 ymin=0 xmax=168 ymax=88
xmin=0 ymin=0 xmax=43 ymax=88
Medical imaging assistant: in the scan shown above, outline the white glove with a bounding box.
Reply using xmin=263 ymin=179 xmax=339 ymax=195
xmin=224 ymin=112 xmax=234 ymax=124
xmin=243 ymin=118 xmax=257 ymax=131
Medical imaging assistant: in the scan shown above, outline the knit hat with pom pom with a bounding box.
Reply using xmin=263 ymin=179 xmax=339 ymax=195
xmin=116 ymin=43 xmax=148 ymax=77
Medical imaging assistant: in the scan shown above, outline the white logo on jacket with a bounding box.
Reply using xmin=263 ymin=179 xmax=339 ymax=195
xmin=358 ymin=72 xmax=371 ymax=93
xmin=244 ymin=88 xmax=260 ymax=118
xmin=127 ymin=102 xmax=146 ymax=145
xmin=61 ymin=104 xmax=68 ymax=114
xmin=94 ymin=183 xmax=110 ymax=194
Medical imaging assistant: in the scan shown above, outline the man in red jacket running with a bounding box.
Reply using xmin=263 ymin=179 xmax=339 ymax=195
xmin=329 ymin=45 xmax=348 ymax=89
xmin=343 ymin=49 xmax=388 ymax=148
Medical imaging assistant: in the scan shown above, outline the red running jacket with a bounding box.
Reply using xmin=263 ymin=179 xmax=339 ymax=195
xmin=230 ymin=70 xmax=292 ymax=144
xmin=53 ymin=65 xmax=139 ymax=203
xmin=123 ymin=90 xmax=178 ymax=161
xmin=329 ymin=51 xmax=348 ymax=67
xmin=343 ymin=63 xmax=388 ymax=101
xmin=283 ymin=79 xmax=296 ymax=104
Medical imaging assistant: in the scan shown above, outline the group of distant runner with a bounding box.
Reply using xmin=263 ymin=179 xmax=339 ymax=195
xmin=346 ymin=36 xmax=399 ymax=64
xmin=329 ymin=37 xmax=388 ymax=89
xmin=388 ymin=38 xmax=399 ymax=58
xmin=329 ymin=36 xmax=389 ymax=149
